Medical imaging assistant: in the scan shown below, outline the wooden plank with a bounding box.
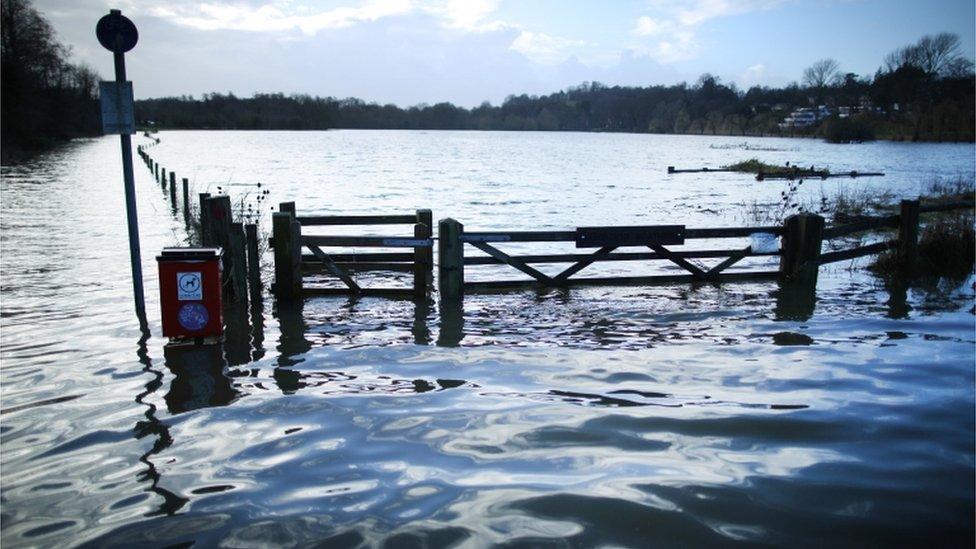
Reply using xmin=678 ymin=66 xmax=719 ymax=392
xmin=705 ymin=246 xmax=752 ymax=278
xmin=462 ymin=231 xmax=576 ymax=243
xmin=553 ymin=246 xmax=616 ymax=282
xmin=685 ymin=226 xmax=782 ymax=238
xmin=819 ymin=240 xmax=896 ymax=265
xmin=468 ymin=241 xmax=553 ymax=285
xmin=575 ymin=225 xmax=684 ymax=247
xmin=307 ymin=243 xmax=361 ymax=292
xmin=919 ymin=200 xmax=975 ymax=213
xmin=463 ymin=249 xmax=780 ymax=266
xmin=302 ymin=235 xmax=433 ymax=248
xmin=302 ymin=252 xmax=414 ymax=263
xmin=302 ymin=262 xmax=414 ymax=273
xmin=463 ymin=227 xmax=779 ymax=242
xmin=296 ymin=214 xmax=418 ymax=225
xmin=668 ymin=167 xmax=735 ymax=174
xmin=464 ymin=271 xmax=781 ymax=291
xmin=822 ymin=216 xmax=899 ymax=239
xmin=649 ymin=245 xmax=707 ymax=279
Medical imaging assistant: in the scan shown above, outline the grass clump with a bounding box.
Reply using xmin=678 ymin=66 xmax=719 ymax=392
xmin=725 ymin=158 xmax=794 ymax=175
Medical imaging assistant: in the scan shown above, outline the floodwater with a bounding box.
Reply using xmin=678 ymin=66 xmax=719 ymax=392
xmin=1 ymin=130 xmax=974 ymax=547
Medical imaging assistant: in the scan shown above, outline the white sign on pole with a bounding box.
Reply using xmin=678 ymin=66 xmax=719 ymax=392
xmin=99 ymin=81 xmax=135 ymax=135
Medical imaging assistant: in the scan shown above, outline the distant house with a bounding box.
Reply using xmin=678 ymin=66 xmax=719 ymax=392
xmin=778 ymin=105 xmax=831 ymax=130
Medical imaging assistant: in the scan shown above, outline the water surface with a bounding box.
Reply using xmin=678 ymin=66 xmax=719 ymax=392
xmin=1 ymin=131 xmax=973 ymax=547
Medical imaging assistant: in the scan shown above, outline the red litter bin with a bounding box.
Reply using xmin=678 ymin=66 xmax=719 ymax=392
xmin=157 ymin=248 xmax=223 ymax=339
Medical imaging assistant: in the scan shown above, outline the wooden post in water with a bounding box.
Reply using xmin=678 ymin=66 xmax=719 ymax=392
xmin=208 ymin=196 xmax=233 ymax=293
xmin=438 ymin=218 xmax=464 ymax=300
xmin=413 ymin=221 xmax=431 ymax=297
xmin=272 ymin=210 xmax=302 ymax=299
xmin=245 ymin=223 xmax=262 ymax=298
xmin=169 ymin=172 xmax=177 ymax=206
xmin=417 ymin=210 xmax=434 ymax=285
xmin=779 ymin=213 xmax=825 ymax=285
xmin=182 ymin=178 xmax=190 ymax=222
xmin=898 ymin=199 xmax=920 ymax=273
xmin=229 ymin=222 xmax=249 ymax=303
xmin=198 ymin=192 xmax=212 ymax=245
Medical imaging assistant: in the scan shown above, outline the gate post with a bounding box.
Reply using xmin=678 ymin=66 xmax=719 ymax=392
xmin=898 ymin=199 xmax=920 ymax=273
xmin=438 ymin=218 xmax=464 ymax=300
xmin=272 ymin=210 xmax=302 ymax=299
xmin=779 ymin=212 xmax=824 ymax=285
xmin=417 ymin=209 xmax=434 ymax=286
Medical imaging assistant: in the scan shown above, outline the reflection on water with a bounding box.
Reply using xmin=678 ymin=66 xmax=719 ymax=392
xmin=136 ymin=336 xmax=189 ymax=516
xmin=162 ymin=343 xmax=238 ymax=414
xmin=1 ymin=133 xmax=974 ymax=547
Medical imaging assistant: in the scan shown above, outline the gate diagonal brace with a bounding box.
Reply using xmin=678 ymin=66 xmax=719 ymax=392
xmin=468 ymin=241 xmax=554 ymax=285
xmin=649 ymin=245 xmax=708 ymax=279
xmin=307 ymin=244 xmax=361 ymax=292
xmin=704 ymin=246 xmax=752 ymax=279
xmin=553 ymin=246 xmax=617 ymax=283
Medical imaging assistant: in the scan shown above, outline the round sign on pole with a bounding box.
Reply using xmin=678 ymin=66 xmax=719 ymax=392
xmin=96 ymin=10 xmax=138 ymax=53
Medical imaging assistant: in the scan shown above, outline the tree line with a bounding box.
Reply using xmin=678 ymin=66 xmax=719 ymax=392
xmin=137 ymin=34 xmax=973 ymax=142
xmin=1 ymin=0 xmax=101 ymax=157
xmin=2 ymin=0 xmax=973 ymax=161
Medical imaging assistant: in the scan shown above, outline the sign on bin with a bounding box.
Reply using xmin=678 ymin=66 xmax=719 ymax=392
xmin=157 ymin=248 xmax=223 ymax=339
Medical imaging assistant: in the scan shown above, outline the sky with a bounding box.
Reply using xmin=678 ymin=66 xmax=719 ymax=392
xmin=35 ymin=0 xmax=976 ymax=107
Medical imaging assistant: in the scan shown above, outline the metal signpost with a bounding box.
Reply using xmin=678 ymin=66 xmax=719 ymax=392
xmin=96 ymin=10 xmax=147 ymax=332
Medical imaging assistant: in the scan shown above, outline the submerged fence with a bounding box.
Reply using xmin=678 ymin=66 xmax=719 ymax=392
xmin=271 ymin=203 xmax=433 ymax=299
xmin=135 ymin=136 xmax=973 ymax=306
xmin=270 ymin=198 xmax=973 ymax=302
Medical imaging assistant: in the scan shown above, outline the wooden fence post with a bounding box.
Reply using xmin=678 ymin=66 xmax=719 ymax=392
xmin=898 ymin=199 xmax=920 ymax=272
xmin=161 ymin=167 xmax=167 ymax=188
xmin=154 ymin=163 xmax=159 ymax=183
xmin=779 ymin=213 xmax=825 ymax=285
xmin=229 ymin=222 xmax=249 ymax=303
xmin=413 ymin=221 xmax=431 ymax=297
xmin=245 ymin=223 xmax=262 ymax=298
xmin=169 ymin=172 xmax=177 ymax=206
xmin=198 ymin=192 xmax=212 ymax=245
xmin=208 ymin=196 xmax=233 ymax=294
xmin=182 ymin=178 xmax=190 ymax=222
xmin=438 ymin=218 xmax=464 ymax=300
xmin=417 ymin=209 xmax=434 ymax=286
xmin=272 ymin=211 xmax=302 ymax=299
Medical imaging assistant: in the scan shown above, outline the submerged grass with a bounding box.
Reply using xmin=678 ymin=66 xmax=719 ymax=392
xmin=725 ymin=158 xmax=829 ymax=177
xmin=871 ymin=211 xmax=975 ymax=281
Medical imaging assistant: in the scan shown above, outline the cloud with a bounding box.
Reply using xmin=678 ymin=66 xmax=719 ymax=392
xmin=148 ymin=0 xmax=413 ymax=35
xmin=424 ymin=0 xmax=504 ymax=31
xmin=633 ymin=0 xmax=784 ymax=62
xmin=633 ymin=16 xmax=665 ymax=37
xmin=510 ymin=31 xmax=586 ymax=64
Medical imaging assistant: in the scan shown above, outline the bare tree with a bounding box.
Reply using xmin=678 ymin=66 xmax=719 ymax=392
xmin=882 ymin=33 xmax=973 ymax=77
xmin=803 ymin=59 xmax=840 ymax=89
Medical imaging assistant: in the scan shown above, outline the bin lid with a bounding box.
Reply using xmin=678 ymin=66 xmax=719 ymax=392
xmin=156 ymin=247 xmax=223 ymax=261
